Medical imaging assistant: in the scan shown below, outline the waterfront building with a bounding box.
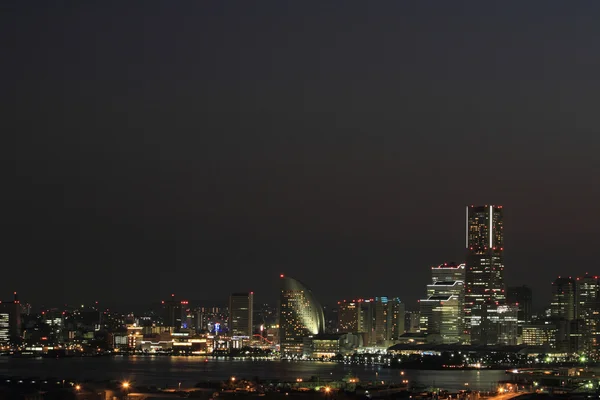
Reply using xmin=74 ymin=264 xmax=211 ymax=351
xmin=550 ymin=277 xmax=576 ymax=321
xmin=0 ymin=309 xmax=8 ymax=345
xmin=358 ymin=299 xmax=374 ymax=340
xmin=522 ymin=322 xmax=557 ymax=348
xmin=0 ymin=292 xmax=21 ymax=345
xmin=161 ymin=294 xmax=183 ymax=331
xmin=302 ymin=334 xmax=341 ymax=358
xmin=465 ymin=205 xmax=505 ymax=345
xmin=405 ymin=311 xmax=420 ymax=333
xmin=420 ymin=262 xmax=465 ymax=344
xmin=507 ymin=285 xmax=533 ymax=335
xmin=337 ymin=300 xmax=360 ymax=333
xmin=496 ymin=305 xmax=519 ymax=346
xmin=576 ymin=274 xmax=600 ymax=353
xmin=419 ymin=295 xmax=462 ymax=344
xmin=373 ymin=297 xmax=405 ymax=346
xmin=228 ymin=292 xmax=254 ymax=338
xmin=279 ymin=275 xmax=325 ymax=357
xmin=324 ymin=305 xmax=339 ymax=333
xmin=336 ymin=297 xmax=404 ymax=347
xmin=431 ymin=262 xmax=465 ymax=283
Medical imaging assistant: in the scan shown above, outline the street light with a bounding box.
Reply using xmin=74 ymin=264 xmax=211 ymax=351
xmin=122 ymin=381 xmax=130 ymax=389
xmin=75 ymin=385 xmax=81 ymax=391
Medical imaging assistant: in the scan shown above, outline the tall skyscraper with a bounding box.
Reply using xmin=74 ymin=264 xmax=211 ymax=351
xmin=507 ymin=285 xmax=533 ymax=326
xmin=279 ymin=275 xmax=325 ymax=357
xmin=228 ymin=292 xmax=254 ymax=337
xmin=337 ymin=300 xmax=360 ymax=333
xmin=576 ymin=274 xmax=600 ymax=352
xmin=432 ymin=262 xmax=466 ymax=283
xmin=465 ymin=205 xmax=505 ymax=345
xmin=0 ymin=292 xmax=21 ymax=345
xmin=420 ymin=263 xmax=465 ymax=344
xmin=161 ymin=294 xmax=183 ymax=331
xmin=372 ymin=297 xmax=404 ymax=346
xmin=405 ymin=311 xmax=420 ymax=333
xmin=551 ymin=277 xmax=576 ymax=321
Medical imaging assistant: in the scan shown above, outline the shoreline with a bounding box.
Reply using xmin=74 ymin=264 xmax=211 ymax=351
xmin=3 ymin=353 xmax=580 ymax=372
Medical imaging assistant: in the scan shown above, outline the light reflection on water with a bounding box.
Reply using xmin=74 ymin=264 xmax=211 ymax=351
xmin=0 ymin=357 xmax=506 ymax=391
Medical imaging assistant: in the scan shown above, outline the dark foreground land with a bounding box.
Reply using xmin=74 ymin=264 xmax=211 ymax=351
xmin=0 ymin=375 xmax=507 ymax=400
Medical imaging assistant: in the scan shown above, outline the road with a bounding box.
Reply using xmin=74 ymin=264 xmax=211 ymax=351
xmin=486 ymin=393 xmax=531 ymax=399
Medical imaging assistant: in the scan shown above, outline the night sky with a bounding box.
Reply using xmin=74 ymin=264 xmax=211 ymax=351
xmin=4 ymin=2 xmax=600 ymax=311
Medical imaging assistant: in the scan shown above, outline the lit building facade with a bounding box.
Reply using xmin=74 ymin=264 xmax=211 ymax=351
xmin=337 ymin=300 xmax=359 ymax=333
xmin=405 ymin=311 xmax=420 ymax=333
xmin=372 ymin=297 xmax=405 ymax=346
xmin=550 ymin=277 xmax=576 ymax=321
xmin=302 ymin=334 xmax=341 ymax=358
xmin=507 ymin=285 xmax=533 ymax=326
xmin=419 ymin=295 xmax=462 ymax=344
xmin=279 ymin=275 xmax=325 ymax=357
xmin=496 ymin=305 xmax=519 ymax=345
xmin=0 ymin=292 xmax=21 ymax=345
xmin=228 ymin=292 xmax=254 ymax=338
xmin=161 ymin=294 xmax=183 ymax=331
xmin=431 ymin=262 xmax=465 ymax=283
xmin=522 ymin=322 xmax=557 ymax=348
xmin=576 ymin=274 xmax=600 ymax=353
xmin=465 ymin=205 xmax=505 ymax=345
xmin=336 ymin=297 xmax=404 ymax=347
xmin=0 ymin=311 xmax=8 ymax=346
xmin=420 ymin=262 xmax=465 ymax=344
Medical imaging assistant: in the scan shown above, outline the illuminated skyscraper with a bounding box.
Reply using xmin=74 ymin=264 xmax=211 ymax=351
xmin=507 ymin=285 xmax=533 ymax=325
xmin=465 ymin=205 xmax=505 ymax=345
xmin=420 ymin=263 xmax=464 ymax=344
xmin=229 ymin=292 xmax=254 ymax=337
xmin=372 ymin=297 xmax=405 ymax=346
xmin=279 ymin=275 xmax=325 ymax=357
xmin=551 ymin=277 xmax=576 ymax=320
xmin=161 ymin=294 xmax=183 ymax=331
xmin=337 ymin=300 xmax=360 ymax=333
xmin=576 ymin=274 xmax=600 ymax=352
xmin=431 ymin=262 xmax=465 ymax=283
xmin=0 ymin=292 xmax=21 ymax=345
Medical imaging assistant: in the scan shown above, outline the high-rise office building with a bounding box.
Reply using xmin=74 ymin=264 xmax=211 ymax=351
xmin=372 ymin=297 xmax=404 ymax=346
xmin=507 ymin=285 xmax=533 ymax=326
xmin=405 ymin=311 xmax=420 ymax=333
xmin=358 ymin=299 xmax=373 ymax=335
xmin=420 ymin=263 xmax=465 ymax=344
xmin=337 ymin=300 xmax=360 ymax=333
xmin=465 ymin=205 xmax=505 ymax=345
xmin=336 ymin=297 xmax=404 ymax=346
xmin=431 ymin=262 xmax=465 ymax=283
xmin=496 ymin=304 xmax=519 ymax=345
xmin=229 ymin=292 xmax=254 ymax=337
xmin=161 ymin=294 xmax=183 ymax=331
xmin=419 ymin=295 xmax=462 ymax=344
xmin=576 ymin=274 xmax=600 ymax=352
xmin=0 ymin=292 xmax=21 ymax=345
xmin=550 ymin=277 xmax=576 ymax=321
xmin=279 ymin=275 xmax=325 ymax=357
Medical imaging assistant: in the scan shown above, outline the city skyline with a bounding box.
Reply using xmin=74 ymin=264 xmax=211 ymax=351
xmin=1 ymin=202 xmax=594 ymax=314
xmin=5 ymin=2 xmax=600 ymax=310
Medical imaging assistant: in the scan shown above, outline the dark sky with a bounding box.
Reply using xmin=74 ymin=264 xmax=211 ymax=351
xmin=4 ymin=2 xmax=600 ymax=311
